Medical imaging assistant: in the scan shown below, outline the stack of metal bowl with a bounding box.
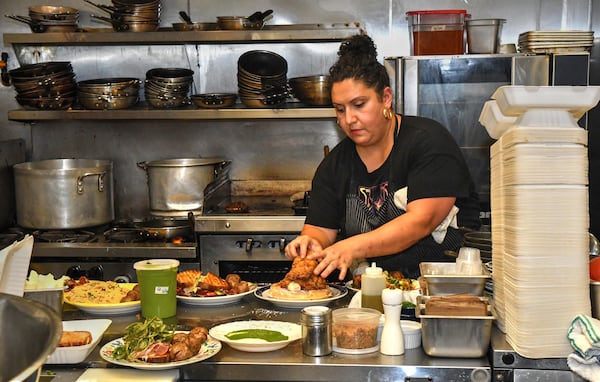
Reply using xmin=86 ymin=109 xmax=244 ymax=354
xmin=90 ymin=0 xmax=160 ymax=32
xmin=9 ymin=61 xmax=76 ymax=110
xmin=237 ymin=50 xmax=288 ymax=108
xmin=77 ymin=77 xmax=140 ymax=110
xmin=288 ymin=75 xmax=332 ymax=106
xmin=144 ymin=68 xmax=193 ymax=109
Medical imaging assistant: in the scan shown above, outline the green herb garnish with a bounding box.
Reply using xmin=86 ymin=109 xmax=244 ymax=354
xmin=111 ymin=317 xmax=174 ymax=361
xmin=225 ymin=329 xmax=288 ymax=342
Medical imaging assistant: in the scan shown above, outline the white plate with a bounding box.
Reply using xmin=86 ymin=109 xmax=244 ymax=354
xmin=100 ymin=333 xmax=221 ymax=370
xmin=254 ymin=284 xmax=347 ymax=309
xmin=46 ymin=319 xmax=112 ymax=364
xmin=344 ymin=281 xmax=360 ymax=292
xmin=177 ymin=284 xmax=257 ymax=306
xmin=64 ymin=283 xmax=141 ymax=315
xmin=333 ymin=344 xmax=379 ymax=354
xmin=209 ymin=320 xmax=302 ymax=352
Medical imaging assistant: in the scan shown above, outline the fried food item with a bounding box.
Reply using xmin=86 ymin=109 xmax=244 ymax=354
xmin=177 ymin=270 xmax=201 ymax=289
xmin=58 ymin=331 xmax=92 ymax=347
xmin=120 ymin=284 xmax=141 ymax=302
xmin=197 ymin=272 xmax=230 ymax=291
xmin=225 ymin=273 xmax=241 ymax=288
xmin=279 ymin=257 xmax=327 ymax=290
xmin=269 ymin=257 xmax=331 ymax=300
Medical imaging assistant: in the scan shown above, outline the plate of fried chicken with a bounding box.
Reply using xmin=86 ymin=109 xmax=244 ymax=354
xmin=254 ymin=257 xmax=348 ymax=308
xmin=176 ymin=270 xmax=257 ymax=306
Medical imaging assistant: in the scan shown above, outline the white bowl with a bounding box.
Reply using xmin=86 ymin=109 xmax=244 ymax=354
xmin=401 ymin=320 xmax=422 ymax=349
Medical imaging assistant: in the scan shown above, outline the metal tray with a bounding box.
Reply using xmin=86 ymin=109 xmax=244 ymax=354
xmin=416 ymin=295 xmax=495 ymax=358
xmin=419 ymin=262 xmax=491 ymax=296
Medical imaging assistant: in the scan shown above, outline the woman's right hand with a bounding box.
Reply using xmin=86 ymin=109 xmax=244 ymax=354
xmin=284 ymin=235 xmax=323 ymax=259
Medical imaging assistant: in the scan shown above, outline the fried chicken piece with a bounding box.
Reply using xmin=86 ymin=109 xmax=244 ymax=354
xmin=278 ymin=257 xmax=327 ymax=291
xmin=197 ymin=272 xmax=230 ymax=291
xmin=225 ymin=274 xmax=241 ymax=288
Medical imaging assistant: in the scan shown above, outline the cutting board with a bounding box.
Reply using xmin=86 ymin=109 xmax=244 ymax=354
xmin=76 ymin=368 xmax=179 ymax=381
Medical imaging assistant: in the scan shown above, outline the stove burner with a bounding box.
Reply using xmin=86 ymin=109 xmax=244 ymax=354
xmin=33 ymin=230 xmax=97 ymax=243
xmin=0 ymin=232 xmax=26 ymax=250
xmin=103 ymin=228 xmax=147 ymax=243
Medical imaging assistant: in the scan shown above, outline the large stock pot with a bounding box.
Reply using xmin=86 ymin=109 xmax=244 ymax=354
xmin=137 ymin=158 xmax=229 ymax=217
xmin=14 ymin=159 xmax=114 ymax=229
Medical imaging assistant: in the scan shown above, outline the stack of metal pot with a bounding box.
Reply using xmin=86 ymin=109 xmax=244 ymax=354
xmin=77 ymin=77 xmax=140 ymax=110
xmin=144 ymin=67 xmax=194 ymax=109
xmin=9 ymin=61 xmax=76 ymax=110
xmin=89 ymin=0 xmax=160 ymax=32
xmin=237 ymin=50 xmax=288 ymax=108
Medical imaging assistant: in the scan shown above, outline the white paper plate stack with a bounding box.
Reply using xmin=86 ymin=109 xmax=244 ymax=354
xmin=481 ymin=85 xmax=600 ymax=358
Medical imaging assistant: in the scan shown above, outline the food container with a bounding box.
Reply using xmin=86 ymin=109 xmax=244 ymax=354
xmin=46 ymin=319 xmax=112 ymax=364
xmin=332 ymin=307 xmax=380 ymax=354
xmin=23 ymin=288 xmax=64 ymax=317
xmin=406 ymin=9 xmax=468 ymax=55
xmin=419 ymin=262 xmax=491 ymax=296
xmin=416 ymin=295 xmax=494 ymax=357
xmin=466 ymin=19 xmax=506 ymax=54
xmin=401 ymin=320 xmax=422 ymax=349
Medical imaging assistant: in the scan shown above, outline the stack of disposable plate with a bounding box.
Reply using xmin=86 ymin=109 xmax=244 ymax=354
xmin=518 ymin=30 xmax=594 ymax=54
xmin=481 ymin=85 xmax=600 ymax=358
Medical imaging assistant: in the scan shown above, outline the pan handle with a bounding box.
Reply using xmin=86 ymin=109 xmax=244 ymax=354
xmin=136 ymin=161 xmax=148 ymax=170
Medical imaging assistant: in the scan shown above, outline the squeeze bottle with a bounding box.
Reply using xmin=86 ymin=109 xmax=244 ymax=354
xmin=361 ymin=262 xmax=386 ymax=312
xmin=380 ymin=288 xmax=404 ymax=355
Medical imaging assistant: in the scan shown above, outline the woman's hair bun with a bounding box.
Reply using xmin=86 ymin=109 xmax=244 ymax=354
xmin=337 ymin=34 xmax=378 ymax=64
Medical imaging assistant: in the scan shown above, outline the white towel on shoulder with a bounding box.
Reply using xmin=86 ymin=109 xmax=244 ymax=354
xmin=393 ymin=187 xmax=459 ymax=244
xmin=567 ymin=314 xmax=600 ymax=382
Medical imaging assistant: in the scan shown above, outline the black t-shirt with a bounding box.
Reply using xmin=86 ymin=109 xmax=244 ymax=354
xmin=306 ymin=115 xmax=480 ymax=233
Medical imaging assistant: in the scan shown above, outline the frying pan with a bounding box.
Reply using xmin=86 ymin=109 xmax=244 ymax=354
xmin=135 ymin=217 xmax=194 ymax=240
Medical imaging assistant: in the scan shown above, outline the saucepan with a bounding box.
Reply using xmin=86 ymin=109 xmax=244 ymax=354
xmin=173 ymin=11 xmax=217 ymax=31
xmin=135 ymin=215 xmax=194 ymax=240
xmin=4 ymin=15 xmax=77 ymax=33
xmin=216 ymin=9 xmax=273 ymax=30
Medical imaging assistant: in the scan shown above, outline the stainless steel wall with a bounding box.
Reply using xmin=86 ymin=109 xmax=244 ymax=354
xmin=0 ymin=0 xmax=596 ymax=220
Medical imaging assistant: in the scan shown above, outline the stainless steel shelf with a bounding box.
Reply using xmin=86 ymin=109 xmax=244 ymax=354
xmin=3 ymin=23 xmax=364 ymax=45
xmin=7 ymin=103 xmax=336 ymax=121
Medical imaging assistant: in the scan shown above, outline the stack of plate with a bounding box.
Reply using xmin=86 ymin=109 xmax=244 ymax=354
xmin=482 ymin=85 xmax=600 ymax=358
xmin=28 ymin=5 xmax=79 ymax=32
xmin=144 ymin=68 xmax=193 ymax=109
xmin=237 ymin=50 xmax=288 ymax=108
xmin=9 ymin=61 xmax=76 ymax=110
xmin=77 ymin=77 xmax=140 ymax=110
xmin=518 ymin=30 xmax=594 ymax=54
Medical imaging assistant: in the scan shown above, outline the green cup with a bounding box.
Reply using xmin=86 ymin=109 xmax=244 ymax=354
xmin=134 ymin=259 xmax=179 ymax=318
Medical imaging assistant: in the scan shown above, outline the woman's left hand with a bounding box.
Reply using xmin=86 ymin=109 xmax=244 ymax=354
xmin=308 ymin=239 xmax=356 ymax=280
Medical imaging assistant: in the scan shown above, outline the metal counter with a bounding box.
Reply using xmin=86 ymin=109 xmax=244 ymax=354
xmin=45 ymin=292 xmax=492 ymax=382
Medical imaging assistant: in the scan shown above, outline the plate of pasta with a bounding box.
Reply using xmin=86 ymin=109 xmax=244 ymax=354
xmin=63 ymin=280 xmax=141 ymax=315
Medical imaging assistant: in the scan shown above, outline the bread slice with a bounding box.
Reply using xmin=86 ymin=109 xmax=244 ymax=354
xmin=177 ymin=270 xmax=201 ymax=289
xmin=425 ymin=294 xmax=487 ymax=316
xmin=58 ymin=331 xmax=92 ymax=347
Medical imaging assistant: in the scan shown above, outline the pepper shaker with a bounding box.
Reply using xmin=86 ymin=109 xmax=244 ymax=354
xmin=301 ymin=305 xmax=332 ymax=356
xmin=380 ymin=288 xmax=404 ymax=355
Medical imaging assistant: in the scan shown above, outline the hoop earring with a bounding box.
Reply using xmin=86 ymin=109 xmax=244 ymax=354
xmin=383 ymin=108 xmax=393 ymax=120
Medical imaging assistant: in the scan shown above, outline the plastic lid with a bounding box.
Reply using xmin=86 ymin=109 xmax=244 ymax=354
xmin=406 ymin=9 xmax=467 ymax=15
xmin=364 ymin=262 xmax=383 ymax=275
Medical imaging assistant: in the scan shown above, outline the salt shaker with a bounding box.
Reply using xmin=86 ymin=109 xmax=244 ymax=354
xmin=380 ymin=288 xmax=404 ymax=355
xmin=301 ymin=305 xmax=332 ymax=356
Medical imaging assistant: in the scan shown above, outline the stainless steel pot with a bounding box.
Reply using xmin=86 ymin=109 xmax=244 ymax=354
xmin=13 ymin=159 xmax=114 ymax=229
xmin=137 ymin=158 xmax=230 ymax=216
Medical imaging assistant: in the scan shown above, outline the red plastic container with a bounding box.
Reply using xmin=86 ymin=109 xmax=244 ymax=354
xmin=406 ymin=10 xmax=468 ymax=55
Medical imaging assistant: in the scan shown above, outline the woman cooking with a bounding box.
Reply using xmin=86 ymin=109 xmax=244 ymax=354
xmin=285 ymin=34 xmax=481 ymax=280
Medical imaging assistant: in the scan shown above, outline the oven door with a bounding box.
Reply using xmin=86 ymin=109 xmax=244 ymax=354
xmin=200 ymin=234 xmax=295 ymax=284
